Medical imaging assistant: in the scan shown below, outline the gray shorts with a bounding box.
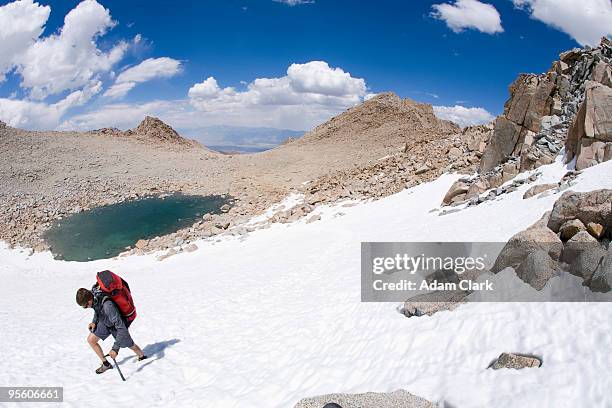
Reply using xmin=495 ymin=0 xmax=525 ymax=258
xmin=93 ymin=321 xmax=132 ymax=341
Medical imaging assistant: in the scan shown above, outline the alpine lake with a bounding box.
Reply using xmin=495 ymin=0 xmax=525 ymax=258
xmin=43 ymin=194 xmax=232 ymax=262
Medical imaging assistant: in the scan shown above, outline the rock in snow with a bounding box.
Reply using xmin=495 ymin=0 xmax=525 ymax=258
xmin=293 ymin=390 xmax=436 ymax=408
xmin=490 ymin=353 xmax=542 ymax=370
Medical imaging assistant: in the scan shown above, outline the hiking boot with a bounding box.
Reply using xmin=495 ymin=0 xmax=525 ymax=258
xmin=95 ymin=360 xmax=113 ymax=374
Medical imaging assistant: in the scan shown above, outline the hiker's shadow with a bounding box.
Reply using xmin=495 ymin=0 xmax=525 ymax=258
xmin=119 ymin=338 xmax=181 ymax=374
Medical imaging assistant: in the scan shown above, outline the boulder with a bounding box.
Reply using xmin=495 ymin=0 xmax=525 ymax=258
xmin=591 ymin=60 xmax=612 ymax=87
xmin=503 ymin=75 xmax=554 ymax=133
xmin=524 ymin=79 xmax=555 ymax=133
xmin=547 ymin=190 xmax=612 ymax=232
xmin=466 ymin=178 xmax=488 ymax=199
xmin=562 ymin=231 xmax=605 ymax=280
xmin=586 ymin=222 xmax=605 ymax=239
xmin=135 ymin=239 xmax=149 ymax=250
xmin=559 ymin=48 xmax=582 ymax=63
xmin=293 ymin=390 xmax=436 ymax=408
xmin=486 ymin=172 xmax=503 ymax=189
xmin=576 ymin=139 xmax=611 ymax=170
xmin=480 ymin=116 xmax=522 ymax=172
xmin=502 ymin=162 xmax=519 ymax=183
xmin=523 ymin=183 xmax=557 ymax=199
xmin=559 ymin=219 xmax=586 ymax=241
xmin=515 ymin=249 xmax=555 ymax=290
xmin=490 ymin=353 xmax=541 ymax=370
xmin=442 ymin=180 xmax=470 ymax=205
xmin=492 ymin=212 xmax=563 ymax=273
xmin=589 ymin=247 xmax=612 ymax=293
xmin=566 ymin=82 xmax=612 ymax=170
xmin=505 ymin=75 xmax=539 ymax=125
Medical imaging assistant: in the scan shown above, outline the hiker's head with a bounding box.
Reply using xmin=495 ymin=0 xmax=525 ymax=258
xmin=76 ymin=288 xmax=94 ymax=309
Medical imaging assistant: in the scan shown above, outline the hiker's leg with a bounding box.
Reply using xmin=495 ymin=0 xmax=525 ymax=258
xmin=87 ymin=333 xmax=107 ymax=362
xmin=129 ymin=344 xmax=145 ymax=358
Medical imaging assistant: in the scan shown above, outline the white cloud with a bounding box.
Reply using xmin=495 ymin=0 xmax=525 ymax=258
xmin=115 ymin=57 xmax=181 ymax=83
xmin=274 ymin=0 xmax=314 ymax=6
xmin=512 ymin=0 xmax=612 ymax=46
xmin=433 ymin=105 xmax=494 ymax=127
xmin=104 ymin=57 xmax=182 ymax=99
xmin=13 ymin=0 xmax=127 ymax=100
xmin=287 ymin=61 xmax=366 ymax=97
xmin=431 ymin=0 xmax=503 ymax=34
xmin=188 ymin=77 xmax=230 ymax=99
xmin=0 ymin=80 xmax=102 ymax=129
xmin=184 ymin=61 xmax=366 ymax=129
xmin=0 ymin=0 xmax=50 ymax=82
xmin=188 ymin=61 xmax=366 ymax=116
xmin=103 ymin=82 xmax=136 ymax=99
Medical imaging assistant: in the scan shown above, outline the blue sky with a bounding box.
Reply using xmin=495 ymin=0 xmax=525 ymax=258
xmin=0 ymin=0 xmax=610 ymax=142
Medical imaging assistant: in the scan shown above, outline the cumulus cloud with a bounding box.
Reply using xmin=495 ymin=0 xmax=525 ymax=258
xmin=188 ymin=61 xmax=366 ymax=116
xmin=431 ymin=0 xmax=503 ymax=34
xmin=14 ymin=0 xmax=127 ymax=100
xmin=512 ymin=0 xmax=612 ymax=46
xmin=104 ymin=57 xmax=182 ymax=99
xmin=0 ymin=80 xmax=102 ymax=129
xmin=0 ymin=0 xmax=50 ymax=82
xmin=433 ymin=105 xmax=494 ymax=127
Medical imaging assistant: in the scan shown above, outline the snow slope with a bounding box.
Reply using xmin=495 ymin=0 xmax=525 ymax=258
xmin=1 ymin=158 xmax=611 ymax=408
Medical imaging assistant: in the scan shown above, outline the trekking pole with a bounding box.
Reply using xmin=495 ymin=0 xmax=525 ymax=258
xmin=105 ymin=353 xmax=126 ymax=381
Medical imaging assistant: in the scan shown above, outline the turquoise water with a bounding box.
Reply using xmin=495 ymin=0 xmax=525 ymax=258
xmin=44 ymin=194 xmax=230 ymax=262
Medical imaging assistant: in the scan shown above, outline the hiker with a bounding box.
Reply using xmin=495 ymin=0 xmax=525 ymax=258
xmin=76 ymin=270 xmax=147 ymax=374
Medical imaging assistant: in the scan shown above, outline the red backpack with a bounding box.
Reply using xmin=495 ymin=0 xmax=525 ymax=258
xmin=96 ymin=270 xmax=137 ymax=323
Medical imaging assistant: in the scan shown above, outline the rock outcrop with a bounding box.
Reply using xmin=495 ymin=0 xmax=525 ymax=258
xmin=93 ymin=116 xmax=199 ymax=147
xmin=492 ymin=190 xmax=611 ymax=291
xmin=133 ymin=116 xmax=185 ymax=143
xmin=547 ymin=189 xmax=611 ymax=232
xmin=443 ymin=38 xmax=612 ymax=206
xmin=565 ymin=81 xmax=612 ymax=170
xmin=492 ymin=211 xmax=562 ymax=280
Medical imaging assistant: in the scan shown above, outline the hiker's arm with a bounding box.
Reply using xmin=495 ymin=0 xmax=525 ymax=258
xmin=91 ymin=307 xmax=99 ymax=325
xmin=103 ymin=302 xmax=135 ymax=352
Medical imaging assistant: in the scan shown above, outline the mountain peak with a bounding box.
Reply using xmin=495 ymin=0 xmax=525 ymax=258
xmin=133 ymin=116 xmax=184 ymax=143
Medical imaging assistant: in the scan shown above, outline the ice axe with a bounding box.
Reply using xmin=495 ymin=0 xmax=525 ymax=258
xmin=105 ymin=353 xmax=126 ymax=381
